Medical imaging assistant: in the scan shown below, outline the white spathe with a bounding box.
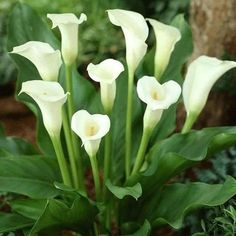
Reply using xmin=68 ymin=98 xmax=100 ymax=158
xmin=137 ymin=76 xmax=181 ymax=129
xmin=87 ymin=59 xmax=124 ymax=111
xmin=47 ymin=13 xmax=87 ymax=65
xmin=20 ymin=80 xmax=68 ymax=137
xmin=147 ymin=19 xmax=181 ymax=79
xmin=107 ymin=9 xmax=148 ymax=73
xmin=71 ymin=110 xmax=110 ymax=157
xmin=11 ymin=41 xmax=62 ymax=81
xmin=183 ymin=55 xmax=236 ymax=116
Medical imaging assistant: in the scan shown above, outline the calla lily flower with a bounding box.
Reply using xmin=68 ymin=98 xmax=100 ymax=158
xmin=20 ymin=80 xmax=68 ymax=137
xmin=137 ymin=76 xmax=181 ymax=129
xmin=183 ymin=56 xmax=236 ymax=118
xmin=47 ymin=13 xmax=87 ymax=65
xmin=71 ymin=110 xmax=110 ymax=157
xmin=107 ymin=9 xmax=148 ymax=73
xmin=11 ymin=41 xmax=62 ymax=81
xmin=87 ymin=59 xmax=124 ymax=112
xmin=147 ymin=19 xmax=181 ymax=79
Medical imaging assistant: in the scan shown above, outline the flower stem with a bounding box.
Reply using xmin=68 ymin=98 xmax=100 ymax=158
xmin=103 ymin=113 xmax=112 ymax=194
xmin=131 ymin=128 xmax=151 ymax=176
xmin=125 ymin=69 xmax=134 ymax=179
xmin=89 ymin=155 xmax=101 ymax=201
xmin=181 ymin=112 xmax=198 ymax=134
xmin=51 ymin=135 xmax=72 ymax=187
xmin=65 ymin=64 xmax=86 ymax=192
xmin=65 ymin=64 xmax=74 ymax=120
xmin=62 ymin=108 xmax=80 ymax=188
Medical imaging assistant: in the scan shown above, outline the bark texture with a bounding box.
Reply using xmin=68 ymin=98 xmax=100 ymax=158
xmin=190 ymin=0 xmax=236 ymax=60
xmin=182 ymin=0 xmax=236 ymax=128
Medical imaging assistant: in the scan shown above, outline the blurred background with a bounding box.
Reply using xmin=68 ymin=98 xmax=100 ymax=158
xmin=0 ymin=0 xmax=236 ymax=235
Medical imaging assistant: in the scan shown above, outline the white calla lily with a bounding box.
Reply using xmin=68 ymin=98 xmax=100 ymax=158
xmin=11 ymin=41 xmax=62 ymax=81
xmin=20 ymin=80 xmax=68 ymax=137
xmin=71 ymin=110 xmax=110 ymax=157
xmin=87 ymin=59 xmax=124 ymax=112
xmin=137 ymin=76 xmax=181 ymax=129
xmin=107 ymin=9 xmax=148 ymax=73
xmin=47 ymin=13 xmax=87 ymax=65
xmin=147 ymin=19 xmax=181 ymax=79
xmin=183 ymin=56 xmax=236 ymax=118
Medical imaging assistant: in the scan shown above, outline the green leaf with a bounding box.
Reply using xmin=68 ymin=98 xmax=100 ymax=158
xmin=106 ymin=180 xmax=142 ymax=200
xmin=121 ymin=220 xmax=151 ymax=236
xmin=11 ymin=199 xmax=47 ymax=220
xmin=147 ymin=176 xmax=236 ymax=229
xmin=0 ymin=156 xmax=60 ymax=198
xmin=0 ymin=135 xmax=37 ymax=157
xmin=7 ymin=3 xmax=97 ymax=157
xmin=128 ymin=220 xmax=151 ymax=236
xmin=0 ymin=212 xmax=34 ymax=233
xmin=29 ymin=196 xmax=98 ymax=236
xmin=7 ymin=3 xmax=59 ymax=156
xmin=140 ymin=127 xmax=236 ymax=194
xmin=122 ymin=127 xmax=236 ymax=224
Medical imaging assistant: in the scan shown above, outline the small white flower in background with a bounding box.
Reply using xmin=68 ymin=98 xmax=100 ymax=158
xmin=20 ymin=80 xmax=68 ymax=137
xmin=47 ymin=13 xmax=87 ymax=65
xmin=147 ymin=19 xmax=181 ymax=79
xmin=11 ymin=41 xmax=62 ymax=81
xmin=87 ymin=59 xmax=124 ymax=112
xmin=71 ymin=110 xmax=110 ymax=157
xmin=137 ymin=76 xmax=181 ymax=130
xmin=107 ymin=9 xmax=148 ymax=74
xmin=183 ymin=56 xmax=236 ymax=118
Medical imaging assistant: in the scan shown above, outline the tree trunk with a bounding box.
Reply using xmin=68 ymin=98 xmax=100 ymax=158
xmin=184 ymin=0 xmax=236 ymax=128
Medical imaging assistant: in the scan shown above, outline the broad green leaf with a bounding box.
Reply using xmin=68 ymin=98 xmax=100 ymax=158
xmin=139 ymin=127 xmax=236 ymax=194
xmin=122 ymin=127 xmax=236 ymax=224
xmin=29 ymin=196 xmax=98 ymax=236
xmin=0 ymin=212 xmax=34 ymax=233
xmin=7 ymin=3 xmax=59 ymax=156
xmin=0 ymin=156 xmax=60 ymax=198
xmin=106 ymin=180 xmax=142 ymax=200
xmin=121 ymin=220 xmax=151 ymax=236
xmin=0 ymin=135 xmax=37 ymax=157
xmin=127 ymin=220 xmax=151 ymax=236
xmin=11 ymin=199 xmax=47 ymax=220
xmin=7 ymin=3 xmax=97 ymax=157
xmin=146 ymin=176 xmax=236 ymax=229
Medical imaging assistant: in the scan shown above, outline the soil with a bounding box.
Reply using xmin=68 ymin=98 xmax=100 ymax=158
xmin=0 ymin=82 xmax=36 ymax=144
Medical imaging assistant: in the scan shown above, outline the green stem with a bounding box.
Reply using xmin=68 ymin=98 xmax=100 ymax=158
xmin=51 ymin=135 xmax=72 ymax=187
xmin=65 ymin=64 xmax=86 ymax=192
xmin=89 ymin=155 xmax=101 ymax=201
xmin=93 ymin=222 xmax=99 ymax=236
xmin=181 ymin=112 xmax=198 ymax=134
xmin=62 ymin=108 xmax=80 ymax=188
xmin=103 ymin=117 xmax=112 ymax=196
xmin=125 ymin=69 xmax=134 ymax=179
xmin=71 ymin=133 xmax=86 ymax=192
xmin=65 ymin=64 xmax=74 ymax=120
xmin=131 ymin=128 xmax=151 ymax=176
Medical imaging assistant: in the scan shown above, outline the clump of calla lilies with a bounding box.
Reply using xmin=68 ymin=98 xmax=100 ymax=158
xmin=10 ymin=8 xmax=236 ymax=234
